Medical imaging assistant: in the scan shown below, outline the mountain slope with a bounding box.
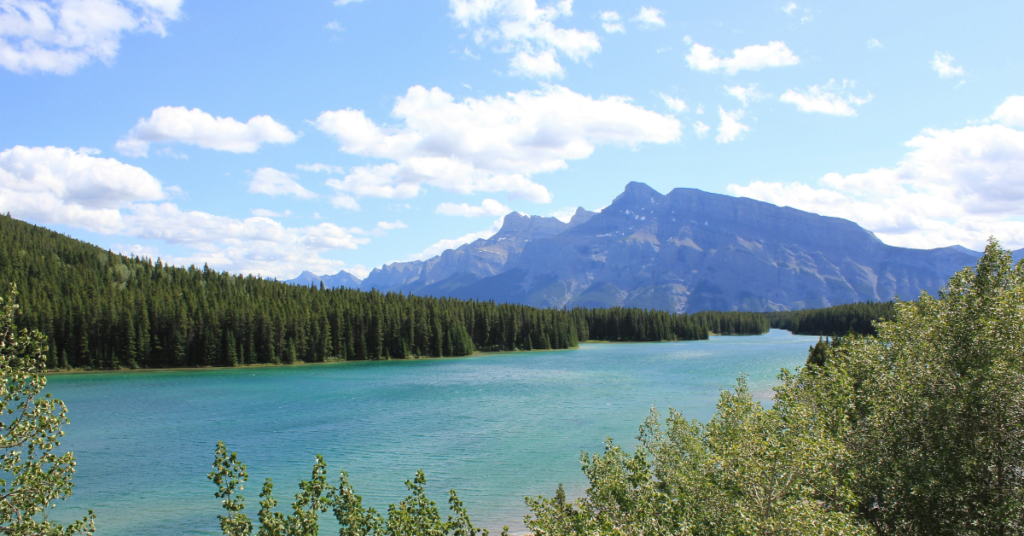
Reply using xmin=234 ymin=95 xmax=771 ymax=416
xmin=362 ymin=182 xmax=984 ymax=312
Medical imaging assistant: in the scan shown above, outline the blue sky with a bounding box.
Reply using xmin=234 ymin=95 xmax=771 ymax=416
xmin=1 ymin=0 xmax=1023 ymax=279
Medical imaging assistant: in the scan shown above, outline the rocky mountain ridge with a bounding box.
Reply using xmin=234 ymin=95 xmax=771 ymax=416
xmin=358 ymin=182 xmax=999 ymax=313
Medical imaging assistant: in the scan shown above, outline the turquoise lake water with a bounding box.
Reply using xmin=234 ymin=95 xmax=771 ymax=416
xmin=45 ymin=329 xmax=816 ymax=534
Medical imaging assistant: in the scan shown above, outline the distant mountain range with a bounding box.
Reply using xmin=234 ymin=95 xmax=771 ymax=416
xmin=284 ymin=269 xmax=362 ymax=290
xmin=296 ymin=183 xmax=1021 ymax=312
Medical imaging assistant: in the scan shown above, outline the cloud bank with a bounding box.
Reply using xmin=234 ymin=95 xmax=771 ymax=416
xmin=315 ymin=84 xmax=680 ymax=205
xmin=0 ymin=145 xmax=366 ymax=278
xmin=449 ymin=0 xmax=600 ymax=79
xmin=0 ymin=0 xmax=184 ymax=74
xmin=728 ymin=94 xmax=1024 ymax=250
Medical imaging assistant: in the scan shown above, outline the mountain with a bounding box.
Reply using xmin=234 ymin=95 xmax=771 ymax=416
xmin=285 ymin=269 xmax=362 ymax=289
xmin=360 ymin=208 xmax=596 ymax=294
xmin=361 ymin=182 xmax=986 ymax=313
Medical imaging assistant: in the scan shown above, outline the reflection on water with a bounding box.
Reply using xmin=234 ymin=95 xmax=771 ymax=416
xmin=46 ymin=330 xmax=814 ymax=535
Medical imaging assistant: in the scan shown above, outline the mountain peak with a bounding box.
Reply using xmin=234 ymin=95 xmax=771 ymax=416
xmin=492 ymin=212 xmax=568 ymax=241
xmin=610 ymin=182 xmax=663 ymax=211
xmin=568 ymin=207 xmax=596 ymax=227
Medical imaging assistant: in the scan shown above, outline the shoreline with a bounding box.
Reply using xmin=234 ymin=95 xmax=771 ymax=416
xmin=44 ymin=331 xmax=792 ymax=376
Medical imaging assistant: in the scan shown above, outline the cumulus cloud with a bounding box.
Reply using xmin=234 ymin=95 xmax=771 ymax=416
xmin=0 ymin=145 xmax=164 ymax=232
xmin=932 ymin=52 xmax=963 ymax=78
xmin=633 ymin=7 xmax=664 ymax=28
xmin=315 ymin=85 xmax=680 ymax=204
xmin=867 ymin=38 xmax=882 ymax=49
xmin=0 ymin=145 xmax=368 ymax=277
xmin=716 ymin=107 xmax=748 ymax=143
xmin=686 ymin=41 xmax=799 ymax=75
xmin=991 ymin=95 xmax=1024 ymax=128
xmin=725 ymin=84 xmax=767 ymax=107
xmin=728 ymin=95 xmax=1024 ymax=250
xmin=509 ymin=49 xmax=564 ymax=78
xmin=437 ymin=198 xmax=511 ymax=217
xmin=660 ymin=93 xmax=688 ymax=113
xmin=0 ymin=0 xmax=183 ymax=74
xmin=781 ymin=2 xmax=797 ymax=15
xmin=449 ymin=0 xmax=600 ymax=79
xmin=779 ymin=79 xmax=872 ymax=116
xmin=116 ymin=106 xmax=297 ymax=157
xmin=248 ymin=168 xmax=317 ymax=199
xmin=599 ymin=11 xmax=623 ymax=34
xmin=693 ymin=121 xmax=710 ymax=138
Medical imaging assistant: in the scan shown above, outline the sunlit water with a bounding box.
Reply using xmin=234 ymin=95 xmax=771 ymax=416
xmin=45 ymin=330 xmax=815 ymax=534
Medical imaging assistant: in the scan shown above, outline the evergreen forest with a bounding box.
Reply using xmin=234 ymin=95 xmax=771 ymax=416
xmin=0 ymin=214 xmax=769 ymax=370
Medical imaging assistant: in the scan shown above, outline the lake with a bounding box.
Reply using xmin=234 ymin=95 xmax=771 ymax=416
xmin=45 ymin=329 xmax=816 ymax=534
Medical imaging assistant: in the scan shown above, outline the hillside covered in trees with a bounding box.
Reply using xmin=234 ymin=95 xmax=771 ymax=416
xmin=0 ymin=214 xmax=770 ymax=370
xmin=766 ymin=301 xmax=896 ymax=336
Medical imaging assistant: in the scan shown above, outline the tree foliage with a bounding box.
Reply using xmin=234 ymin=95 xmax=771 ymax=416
xmin=209 ymin=442 xmax=508 ymax=536
xmin=767 ymin=301 xmax=895 ymax=337
xmin=527 ymin=240 xmax=1024 ymax=535
xmin=0 ymin=287 xmax=94 ymax=535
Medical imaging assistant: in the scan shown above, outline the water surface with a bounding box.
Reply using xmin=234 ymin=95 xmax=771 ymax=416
xmin=47 ymin=330 xmax=815 ymax=534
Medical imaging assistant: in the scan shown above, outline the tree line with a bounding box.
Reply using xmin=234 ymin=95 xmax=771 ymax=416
xmin=766 ymin=300 xmax=895 ymax=336
xmin=0 ymin=214 xmax=768 ymax=371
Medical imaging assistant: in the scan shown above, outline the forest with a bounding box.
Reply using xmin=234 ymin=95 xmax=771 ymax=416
xmin=0 ymin=214 xmax=769 ymax=370
xmin=766 ymin=300 xmax=895 ymax=336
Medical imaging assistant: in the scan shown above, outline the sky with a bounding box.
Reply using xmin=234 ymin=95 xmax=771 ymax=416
xmin=1 ymin=0 xmax=1023 ymax=280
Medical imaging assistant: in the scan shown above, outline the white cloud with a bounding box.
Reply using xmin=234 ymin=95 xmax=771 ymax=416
xmin=297 ymin=163 xmax=345 ymax=174
xmin=991 ymin=95 xmax=1024 ymax=128
xmin=325 ymin=21 xmax=343 ymax=31
xmin=0 ymin=145 xmax=164 ymax=232
xmin=779 ymin=79 xmax=872 ymax=116
xmin=116 ymin=106 xmax=297 ymax=157
xmin=716 ymin=107 xmax=748 ymax=143
xmin=693 ymin=121 xmax=710 ymax=138
xmin=372 ymin=219 xmax=407 ymax=236
xmin=437 ymin=198 xmax=511 ymax=217
xmin=728 ymin=96 xmax=1024 ymax=250
xmin=334 ymin=0 xmax=363 ymax=4
xmin=407 ymin=216 xmax=506 ymax=261
xmin=251 ymin=208 xmax=292 ymax=217
xmin=315 ymin=85 xmax=680 ymax=204
xmin=449 ymin=0 xmax=600 ymax=79
xmin=376 ymin=220 xmax=407 ymax=230
xmin=686 ymin=41 xmax=799 ymax=75
xmin=660 ymin=93 xmax=688 ymax=113
xmin=248 ymin=168 xmax=317 ymax=199
xmin=867 ymin=38 xmax=882 ymax=49
xmin=509 ymin=49 xmax=564 ymax=78
xmin=932 ymin=52 xmax=963 ymax=78
xmin=0 ymin=0 xmax=183 ymax=75
xmin=781 ymin=2 xmax=797 ymax=15
xmin=725 ymin=84 xmax=767 ymax=107
xmin=633 ymin=7 xmax=664 ymax=28
xmin=599 ymin=11 xmax=623 ymax=34
xmin=0 ymin=145 xmax=368 ymax=278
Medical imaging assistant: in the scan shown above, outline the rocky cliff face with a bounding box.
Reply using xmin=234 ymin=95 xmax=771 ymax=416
xmin=360 ymin=210 xmax=594 ymax=294
xmin=359 ymin=182 xmax=985 ymax=312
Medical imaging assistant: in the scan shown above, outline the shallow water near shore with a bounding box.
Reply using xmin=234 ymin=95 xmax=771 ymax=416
xmin=45 ymin=329 xmax=815 ymax=535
